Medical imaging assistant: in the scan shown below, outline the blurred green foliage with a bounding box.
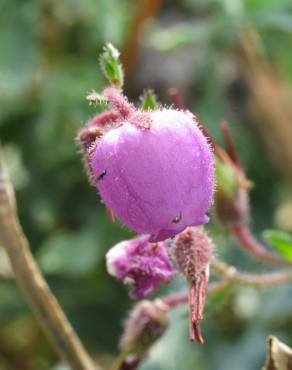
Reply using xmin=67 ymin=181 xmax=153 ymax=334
xmin=263 ymin=230 xmax=292 ymax=261
xmin=0 ymin=0 xmax=292 ymax=369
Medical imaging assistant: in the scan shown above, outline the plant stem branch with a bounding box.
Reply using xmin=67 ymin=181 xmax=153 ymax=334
xmin=163 ymin=280 xmax=229 ymax=308
xmin=121 ymin=0 xmax=162 ymax=77
xmin=211 ymin=257 xmax=292 ymax=285
xmin=232 ymin=222 xmax=292 ymax=267
xmin=112 ymin=258 xmax=292 ymax=370
xmin=0 ymin=148 xmax=99 ymax=370
xmin=163 ymin=258 xmax=292 ymax=309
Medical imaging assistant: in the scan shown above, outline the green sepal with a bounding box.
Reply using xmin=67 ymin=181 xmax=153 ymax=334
xmin=140 ymin=89 xmax=159 ymax=110
xmin=99 ymin=43 xmax=124 ymax=88
xmin=215 ymin=157 xmax=237 ymax=197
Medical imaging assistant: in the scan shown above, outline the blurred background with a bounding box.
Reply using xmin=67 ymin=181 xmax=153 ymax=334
xmin=1 ymin=0 xmax=292 ymax=369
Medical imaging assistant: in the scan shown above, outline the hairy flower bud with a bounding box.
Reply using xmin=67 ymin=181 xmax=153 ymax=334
xmin=214 ymin=157 xmax=250 ymax=225
xmin=106 ymin=234 xmax=174 ymax=299
xmin=118 ymin=299 xmax=169 ymax=369
xmin=171 ymin=227 xmax=214 ymax=343
xmin=80 ymin=88 xmax=214 ymax=242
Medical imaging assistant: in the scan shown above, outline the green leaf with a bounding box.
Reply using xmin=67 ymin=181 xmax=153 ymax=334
xmin=262 ymin=229 xmax=292 ymax=260
xmin=37 ymin=229 xmax=101 ymax=276
xmin=140 ymin=89 xmax=159 ymax=110
xmin=99 ymin=43 xmax=124 ymax=88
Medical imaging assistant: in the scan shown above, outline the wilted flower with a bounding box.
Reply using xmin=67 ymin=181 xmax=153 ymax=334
xmin=118 ymin=299 xmax=169 ymax=369
xmin=171 ymin=227 xmax=214 ymax=343
xmin=106 ymin=234 xmax=174 ymax=299
xmin=78 ymin=87 xmax=215 ymax=242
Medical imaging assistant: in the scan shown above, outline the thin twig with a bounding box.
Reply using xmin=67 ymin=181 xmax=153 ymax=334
xmin=211 ymin=257 xmax=292 ymax=286
xmin=232 ymin=222 xmax=292 ymax=267
xmin=163 ymin=259 xmax=292 ymax=309
xmin=163 ymin=280 xmax=230 ymax=308
xmin=168 ymin=87 xmax=187 ymax=110
xmin=112 ymin=259 xmax=292 ymax=370
xmin=219 ymin=121 xmax=243 ymax=170
xmin=121 ymin=0 xmax=162 ymax=77
xmin=0 ymin=148 xmax=99 ymax=370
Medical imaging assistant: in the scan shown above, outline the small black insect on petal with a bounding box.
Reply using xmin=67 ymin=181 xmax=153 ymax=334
xmin=172 ymin=212 xmax=182 ymax=224
xmin=96 ymin=169 xmax=107 ymax=182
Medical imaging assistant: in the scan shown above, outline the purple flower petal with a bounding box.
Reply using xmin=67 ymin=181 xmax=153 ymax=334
xmin=91 ymin=109 xmax=214 ymax=241
xmin=106 ymin=234 xmax=174 ymax=299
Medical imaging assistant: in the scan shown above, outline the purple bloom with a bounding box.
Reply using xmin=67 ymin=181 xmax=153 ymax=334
xmin=89 ymin=89 xmax=214 ymax=241
xmin=106 ymin=234 xmax=174 ymax=299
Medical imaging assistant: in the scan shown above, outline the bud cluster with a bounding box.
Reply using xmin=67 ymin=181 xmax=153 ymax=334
xmin=77 ymin=44 xmax=216 ymax=350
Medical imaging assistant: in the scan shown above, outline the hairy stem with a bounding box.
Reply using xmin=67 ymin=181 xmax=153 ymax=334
xmin=162 ymin=280 xmax=230 ymax=308
xmin=163 ymin=260 xmax=292 ymax=309
xmin=232 ymin=222 xmax=292 ymax=267
xmin=0 ymin=148 xmax=99 ymax=370
xmin=103 ymin=87 xmax=134 ymax=118
xmin=211 ymin=257 xmax=292 ymax=285
xmin=113 ymin=261 xmax=292 ymax=370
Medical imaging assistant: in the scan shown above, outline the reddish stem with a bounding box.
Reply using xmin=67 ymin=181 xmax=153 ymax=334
xmin=219 ymin=121 xmax=243 ymax=170
xmin=90 ymin=110 xmax=119 ymax=126
xmin=103 ymin=87 xmax=135 ymax=118
xmin=211 ymin=257 xmax=292 ymax=285
xmin=106 ymin=208 xmax=116 ymax=223
xmin=168 ymin=87 xmax=187 ymax=110
xmin=232 ymin=222 xmax=292 ymax=266
xmin=163 ymin=291 xmax=188 ymax=307
xmin=78 ymin=110 xmax=119 ymax=151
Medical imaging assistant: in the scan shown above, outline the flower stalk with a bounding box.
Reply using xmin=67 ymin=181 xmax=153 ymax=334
xmin=231 ymin=222 xmax=292 ymax=267
xmin=0 ymin=148 xmax=98 ymax=370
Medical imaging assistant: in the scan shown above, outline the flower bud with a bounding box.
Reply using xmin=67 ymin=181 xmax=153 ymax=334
xmin=119 ymin=299 xmax=169 ymax=368
xmin=106 ymin=234 xmax=174 ymax=299
xmin=214 ymin=156 xmax=251 ymax=225
xmin=171 ymin=227 xmax=214 ymax=343
xmin=84 ymin=88 xmax=214 ymax=241
xmin=212 ymin=122 xmax=252 ymax=226
xmin=99 ymin=43 xmax=124 ymax=88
